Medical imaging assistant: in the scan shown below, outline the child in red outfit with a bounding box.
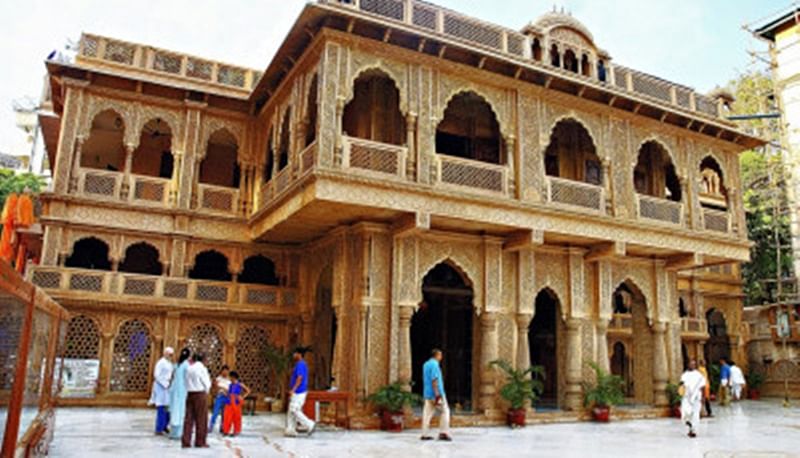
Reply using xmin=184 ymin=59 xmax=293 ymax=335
xmin=222 ymin=371 xmax=251 ymax=436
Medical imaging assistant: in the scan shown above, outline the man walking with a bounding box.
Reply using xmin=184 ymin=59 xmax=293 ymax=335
xmin=729 ymin=361 xmax=746 ymax=401
xmin=149 ymin=347 xmax=174 ymax=435
xmin=719 ymin=357 xmax=731 ymax=406
xmin=680 ymin=359 xmax=706 ymax=438
xmin=421 ymin=349 xmax=452 ymax=442
xmin=285 ymin=347 xmax=316 ymax=437
xmin=698 ymin=360 xmax=712 ymax=417
xmin=182 ymin=353 xmax=211 ymax=448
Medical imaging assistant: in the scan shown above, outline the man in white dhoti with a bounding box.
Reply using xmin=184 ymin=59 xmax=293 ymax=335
xmin=729 ymin=362 xmax=746 ymax=401
xmin=149 ymin=347 xmax=174 ymax=435
xmin=680 ymin=359 xmax=706 ymax=438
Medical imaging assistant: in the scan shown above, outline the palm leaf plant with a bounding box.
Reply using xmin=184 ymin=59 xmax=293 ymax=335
xmin=490 ymin=359 xmax=545 ymax=410
xmin=583 ymin=361 xmax=625 ymax=408
xmin=366 ymin=381 xmax=421 ymax=413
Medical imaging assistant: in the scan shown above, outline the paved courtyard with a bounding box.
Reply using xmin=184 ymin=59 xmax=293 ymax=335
xmin=49 ymin=400 xmax=800 ymax=457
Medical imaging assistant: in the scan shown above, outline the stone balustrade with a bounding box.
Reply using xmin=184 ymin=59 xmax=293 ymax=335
xmin=636 ymin=193 xmax=683 ymax=226
xmin=546 ymin=176 xmax=605 ymax=213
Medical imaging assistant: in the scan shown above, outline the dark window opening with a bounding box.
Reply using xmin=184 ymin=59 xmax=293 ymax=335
xmin=342 ymin=70 xmax=404 ymax=145
xmin=188 ymin=250 xmax=232 ymax=281
xmin=305 ymin=75 xmax=318 ymax=147
xmin=436 ymin=91 xmax=503 ymax=164
xmin=65 ymin=237 xmax=112 ymax=271
xmin=119 ymin=242 xmax=162 ymax=275
xmin=544 ymin=119 xmax=601 ymax=184
xmin=238 ymin=255 xmax=279 ymax=286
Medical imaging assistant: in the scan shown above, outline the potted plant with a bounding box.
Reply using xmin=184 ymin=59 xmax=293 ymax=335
xmin=746 ymin=372 xmax=765 ymax=400
xmin=665 ymin=382 xmax=682 ymax=418
xmin=583 ymin=362 xmax=625 ymax=422
xmin=489 ymin=359 xmax=545 ymax=428
xmin=366 ymin=382 xmax=421 ymax=432
xmin=708 ymin=364 xmax=721 ymax=401
xmin=262 ymin=343 xmax=293 ymax=412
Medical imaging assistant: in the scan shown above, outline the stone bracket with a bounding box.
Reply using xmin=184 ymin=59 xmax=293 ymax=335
xmin=503 ymin=229 xmax=544 ymax=252
xmin=585 ymin=241 xmax=626 ymax=262
xmin=665 ymin=253 xmax=703 ymax=271
xmin=391 ymin=212 xmax=430 ymax=238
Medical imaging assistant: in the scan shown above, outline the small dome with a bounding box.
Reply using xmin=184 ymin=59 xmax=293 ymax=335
xmin=523 ymin=10 xmax=595 ymax=46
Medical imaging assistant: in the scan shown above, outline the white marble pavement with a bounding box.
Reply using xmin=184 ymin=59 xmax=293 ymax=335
xmin=48 ymin=400 xmax=800 ymax=457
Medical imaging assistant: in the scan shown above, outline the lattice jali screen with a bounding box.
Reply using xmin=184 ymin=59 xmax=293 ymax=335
xmin=186 ymin=58 xmax=213 ymax=81
xmin=638 ymin=195 xmax=682 ymax=225
xmin=163 ymin=281 xmax=189 ymax=299
xmin=201 ymin=187 xmax=234 ymax=212
xmin=32 ymin=270 xmax=62 ymax=289
xmin=83 ymin=173 xmax=118 ymax=196
xmin=300 ymin=142 xmax=317 ymax=173
xmin=703 ymin=208 xmax=730 ymax=233
xmin=122 ymin=277 xmax=157 ymax=296
xmin=349 ymin=142 xmax=401 ymax=175
xmin=153 ymin=52 xmax=182 ymax=75
xmin=134 ymin=179 xmax=166 ymax=203
xmin=63 ymin=315 xmax=100 ymax=360
xmin=69 ymin=273 xmax=104 ymax=292
xmin=246 ymin=288 xmax=277 ymax=305
xmin=507 ymin=34 xmax=524 ymax=57
xmin=360 ymin=0 xmax=404 ymax=20
xmin=184 ymin=323 xmax=224 ymax=378
xmin=236 ymin=327 xmax=270 ymax=394
xmin=549 ymin=178 xmax=603 ymax=210
xmin=275 ymin=169 xmax=292 ymax=194
xmin=440 ymin=158 xmax=504 ymax=192
xmin=195 ymin=284 xmax=228 ymax=302
xmin=613 ymin=67 xmax=629 ymax=90
xmin=82 ymin=36 xmax=99 ymax=58
xmin=0 ymin=306 xmax=24 ymax=390
xmin=412 ymin=4 xmax=436 ymax=30
xmin=104 ymin=41 xmax=135 ymax=65
xmin=110 ymin=319 xmax=152 ymax=393
xmin=695 ymin=95 xmax=719 ymax=117
xmin=443 ymin=14 xmax=502 ymax=50
xmin=631 ymin=74 xmax=672 ymax=103
xmin=675 ymin=88 xmax=692 ymax=109
xmin=218 ymin=66 xmax=246 ymax=88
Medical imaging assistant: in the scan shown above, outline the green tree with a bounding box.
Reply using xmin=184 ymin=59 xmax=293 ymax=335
xmin=726 ymin=71 xmax=792 ymax=305
xmin=0 ymin=168 xmax=45 ymax=217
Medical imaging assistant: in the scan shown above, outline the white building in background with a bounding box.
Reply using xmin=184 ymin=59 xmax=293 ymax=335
xmin=13 ymin=93 xmax=52 ymax=180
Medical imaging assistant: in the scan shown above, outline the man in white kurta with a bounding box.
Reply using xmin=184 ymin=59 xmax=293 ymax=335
xmin=729 ymin=362 xmax=746 ymax=401
xmin=680 ymin=359 xmax=706 ymax=438
xmin=149 ymin=347 xmax=174 ymax=434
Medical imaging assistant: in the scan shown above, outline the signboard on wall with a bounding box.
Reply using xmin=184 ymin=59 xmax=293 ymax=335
xmin=60 ymin=359 xmax=100 ymax=398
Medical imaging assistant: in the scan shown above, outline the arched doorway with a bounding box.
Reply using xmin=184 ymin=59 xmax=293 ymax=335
xmin=529 ymin=289 xmax=561 ymax=407
xmin=188 ymin=250 xmax=232 ymax=281
xmin=65 ymin=237 xmax=112 ymax=270
xmin=312 ymin=265 xmax=336 ymax=390
xmin=610 ymin=341 xmax=633 ymax=397
xmin=118 ymin=242 xmax=162 ymax=275
xmin=705 ymin=308 xmax=730 ymax=364
xmin=609 ymin=280 xmax=653 ymax=405
xmin=412 ymin=262 xmax=474 ymax=410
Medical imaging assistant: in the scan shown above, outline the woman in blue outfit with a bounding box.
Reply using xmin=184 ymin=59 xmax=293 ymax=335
xmin=168 ymin=348 xmax=191 ymax=440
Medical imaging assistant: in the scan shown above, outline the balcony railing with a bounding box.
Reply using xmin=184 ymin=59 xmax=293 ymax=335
xmin=197 ymin=183 xmax=240 ymax=214
xmin=29 ymin=266 xmax=297 ymax=309
xmin=78 ymin=168 xmax=123 ymax=198
xmin=608 ymin=313 xmax=633 ymax=334
xmin=680 ymin=317 xmax=708 ymax=336
xmin=129 ymin=175 xmax=171 ymax=205
xmin=702 ymin=207 xmax=731 ymax=233
xmin=636 ymin=194 xmax=683 ymax=226
xmin=434 ymin=154 xmax=507 ymax=194
xmin=342 ymin=136 xmax=407 ymax=179
xmin=546 ymin=176 xmax=604 ymax=212
xmin=77 ymin=33 xmax=260 ymax=92
xmin=323 ymin=0 xmax=723 ymax=120
xmin=299 ymin=140 xmax=318 ymax=175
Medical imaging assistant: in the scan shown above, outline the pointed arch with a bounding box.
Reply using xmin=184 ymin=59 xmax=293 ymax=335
xmin=238 ymin=255 xmax=279 ymax=285
xmin=544 ymin=117 xmax=602 ymax=184
xmin=81 ymin=109 xmax=126 ymax=171
xmin=304 ymin=73 xmax=319 ymax=147
xmin=110 ymin=318 xmax=153 ymax=393
xmin=634 ymin=140 xmax=681 ymax=202
xmin=188 ymin=249 xmax=232 ymax=281
xmin=65 ymin=237 xmax=112 ymax=271
xmin=277 ymin=107 xmax=292 ymax=171
xmin=436 ymin=91 xmax=504 ymax=165
xmin=200 ymin=128 xmax=239 ymax=188
xmin=118 ymin=242 xmax=163 ymax=275
xmin=342 ymin=68 xmax=404 ymax=145
xmin=132 ymin=117 xmax=173 ymax=179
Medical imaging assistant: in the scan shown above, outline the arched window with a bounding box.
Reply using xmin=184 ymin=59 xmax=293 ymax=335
xmin=544 ymin=119 xmax=601 ymax=184
xmin=118 ymin=242 xmax=162 ymax=275
xmin=305 ymin=74 xmax=318 ymax=147
xmin=436 ymin=92 xmax=503 ymax=164
xmin=278 ymin=108 xmax=292 ymax=171
xmin=678 ymin=297 xmax=688 ymax=318
xmin=581 ymin=54 xmax=591 ymax=76
xmin=550 ymin=45 xmax=560 ymax=67
xmin=63 ymin=315 xmax=101 ymax=360
xmin=532 ymin=38 xmax=542 ymax=61
xmin=110 ymin=319 xmax=152 ymax=393
xmin=188 ymin=250 xmax=232 ymax=281
xmin=238 ymin=255 xmax=279 ymax=285
xmin=342 ymin=70 xmax=404 ymax=145
xmin=82 ymin=110 xmax=125 ymax=172
xmin=263 ymin=127 xmax=275 ymax=182
xmin=200 ymin=129 xmax=239 ymax=188
xmin=699 ymin=156 xmax=727 ymax=209
xmin=597 ymin=60 xmax=607 ymax=82
xmin=132 ymin=118 xmax=173 ymax=179
xmin=563 ymin=49 xmax=578 ymax=73
xmin=65 ymin=237 xmax=111 ymax=270
xmin=633 ymin=141 xmax=681 ymax=201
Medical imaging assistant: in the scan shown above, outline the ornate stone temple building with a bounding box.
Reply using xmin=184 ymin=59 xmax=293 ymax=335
xmin=32 ymin=0 xmax=761 ymax=417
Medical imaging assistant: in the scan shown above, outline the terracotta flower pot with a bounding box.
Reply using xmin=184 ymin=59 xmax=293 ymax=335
xmin=748 ymin=389 xmax=760 ymax=400
xmin=592 ymin=406 xmax=610 ymax=422
xmin=381 ymin=410 xmax=404 ymax=432
xmin=506 ymin=408 xmax=526 ymax=428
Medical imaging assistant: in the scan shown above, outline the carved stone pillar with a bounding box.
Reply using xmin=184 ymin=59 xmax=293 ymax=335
xmin=397 ymin=304 xmax=415 ymax=389
xmin=479 ymin=312 xmax=499 ymax=412
xmin=97 ymin=332 xmax=114 ymax=396
xmin=334 ymin=98 xmax=346 ymax=167
xmin=405 ymin=113 xmax=417 ymax=180
xmin=679 ymin=177 xmax=689 ymax=227
xmin=69 ymin=137 xmax=85 ymax=192
xmin=515 ymin=313 xmax=533 ymax=370
xmin=564 ymin=318 xmax=583 ymax=410
xmin=602 ymin=159 xmax=612 ymax=215
xmin=505 ymin=135 xmax=516 ymax=197
xmin=170 ymin=153 xmax=182 ymax=205
xmin=120 ymin=144 xmax=135 ymax=200
xmin=652 ymin=321 xmax=669 ymax=406
xmin=596 ymin=320 xmax=610 ymax=373
xmin=54 ymin=81 xmax=88 ymax=195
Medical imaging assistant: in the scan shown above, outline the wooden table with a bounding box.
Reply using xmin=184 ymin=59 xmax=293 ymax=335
xmin=301 ymin=391 xmax=351 ymax=429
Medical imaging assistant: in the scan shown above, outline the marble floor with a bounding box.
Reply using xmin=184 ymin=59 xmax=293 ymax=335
xmin=48 ymin=400 xmax=800 ymax=458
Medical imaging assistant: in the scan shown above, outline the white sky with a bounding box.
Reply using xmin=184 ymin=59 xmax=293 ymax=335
xmin=0 ymin=0 xmax=774 ymax=159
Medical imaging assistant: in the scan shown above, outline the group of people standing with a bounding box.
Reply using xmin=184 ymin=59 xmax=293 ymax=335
xmin=680 ymin=357 xmax=749 ymax=438
xmin=149 ymin=347 xmax=250 ymax=448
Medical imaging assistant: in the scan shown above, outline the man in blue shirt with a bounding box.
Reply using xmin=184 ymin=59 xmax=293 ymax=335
xmin=718 ymin=357 xmax=731 ymax=406
xmin=421 ymin=349 xmax=452 ymax=442
xmin=285 ymin=347 xmax=316 ymax=437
